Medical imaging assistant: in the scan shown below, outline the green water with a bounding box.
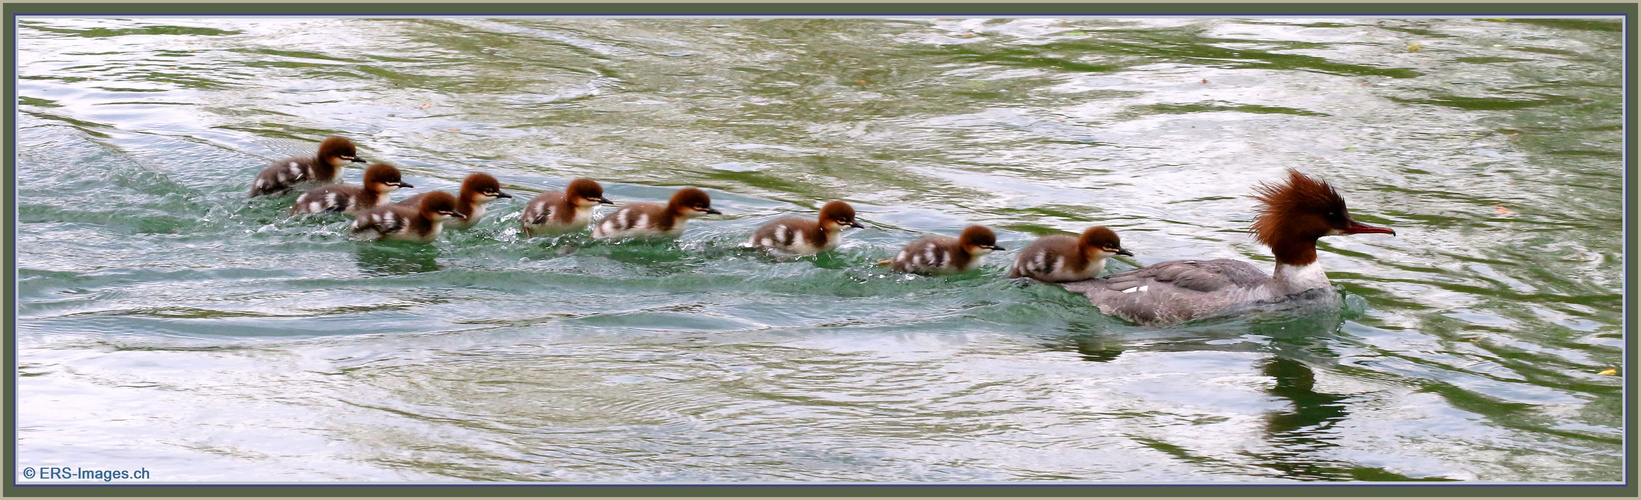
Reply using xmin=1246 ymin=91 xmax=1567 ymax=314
xmin=15 ymin=17 xmax=1624 ymax=482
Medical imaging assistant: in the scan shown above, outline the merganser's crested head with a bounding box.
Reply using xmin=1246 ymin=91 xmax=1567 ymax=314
xmin=568 ymin=178 xmax=613 ymax=207
xmin=362 ymin=163 xmax=411 ymax=192
xmin=959 ymin=225 xmax=1005 ymax=255
xmin=818 ymin=201 xmax=865 ymax=229
xmin=460 ymin=173 xmax=511 ymax=203
xmin=1079 ymin=226 xmax=1134 ymax=257
xmin=1250 ymin=169 xmax=1394 ymax=264
xmin=668 ymin=188 xmax=720 ymax=216
xmin=317 ymin=136 xmax=365 ymax=166
xmin=417 ymin=191 xmax=466 ymax=221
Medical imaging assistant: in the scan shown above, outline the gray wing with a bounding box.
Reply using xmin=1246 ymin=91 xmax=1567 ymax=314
xmin=291 ymin=185 xmax=357 ymax=214
xmin=522 ymin=192 xmax=564 ymax=225
xmin=352 ymin=205 xmax=412 ymax=236
xmin=1008 ymin=236 xmax=1074 ymax=279
xmin=595 ymin=203 xmax=662 ymax=235
xmin=250 ymin=157 xmax=314 ymax=197
xmin=752 ymin=218 xmax=806 ymax=247
xmin=1060 ymin=259 xmax=1271 ymax=325
xmin=1096 ymin=259 xmax=1268 ymax=293
xmin=892 ymin=237 xmax=957 ymax=273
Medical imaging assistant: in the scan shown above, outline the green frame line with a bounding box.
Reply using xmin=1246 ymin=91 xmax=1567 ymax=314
xmin=3 ymin=2 xmax=1634 ymax=498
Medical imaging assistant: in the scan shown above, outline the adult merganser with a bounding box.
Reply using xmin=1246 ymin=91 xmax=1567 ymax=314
xmin=520 ymin=178 xmax=614 ymax=237
xmin=289 ymin=163 xmax=409 ymax=215
xmin=591 ymin=187 xmax=719 ymax=240
xmin=396 ymin=173 xmax=512 ymax=231
xmin=748 ymin=201 xmax=866 ymax=255
xmin=350 ymin=191 xmax=466 ymax=244
xmin=1060 ymin=170 xmax=1395 ymax=325
xmin=1009 ymin=226 xmax=1133 ymax=282
xmin=248 ymin=136 xmax=366 ymax=197
xmin=883 ymin=225 xmax=1005 ymax=275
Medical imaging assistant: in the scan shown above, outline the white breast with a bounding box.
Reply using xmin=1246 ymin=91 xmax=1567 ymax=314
xmin=1273 ymin=262 xmax=1331 ymax=294
xmin=446 ymin=204 xmax=484 ymax=231
xmin=570 ymin=206 xmax=593 ymax=226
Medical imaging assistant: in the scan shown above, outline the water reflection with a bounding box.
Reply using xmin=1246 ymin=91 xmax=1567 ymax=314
xmin=1248 ymin=356 xmax=1454 ymax=482
xmin=1063 ymin=331 xmax=1126 ymax=362
xmin=1252 ymin=356 xmax=1356 ymax=480
xmin=355 ymin=242 xmax=442 ymax=274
